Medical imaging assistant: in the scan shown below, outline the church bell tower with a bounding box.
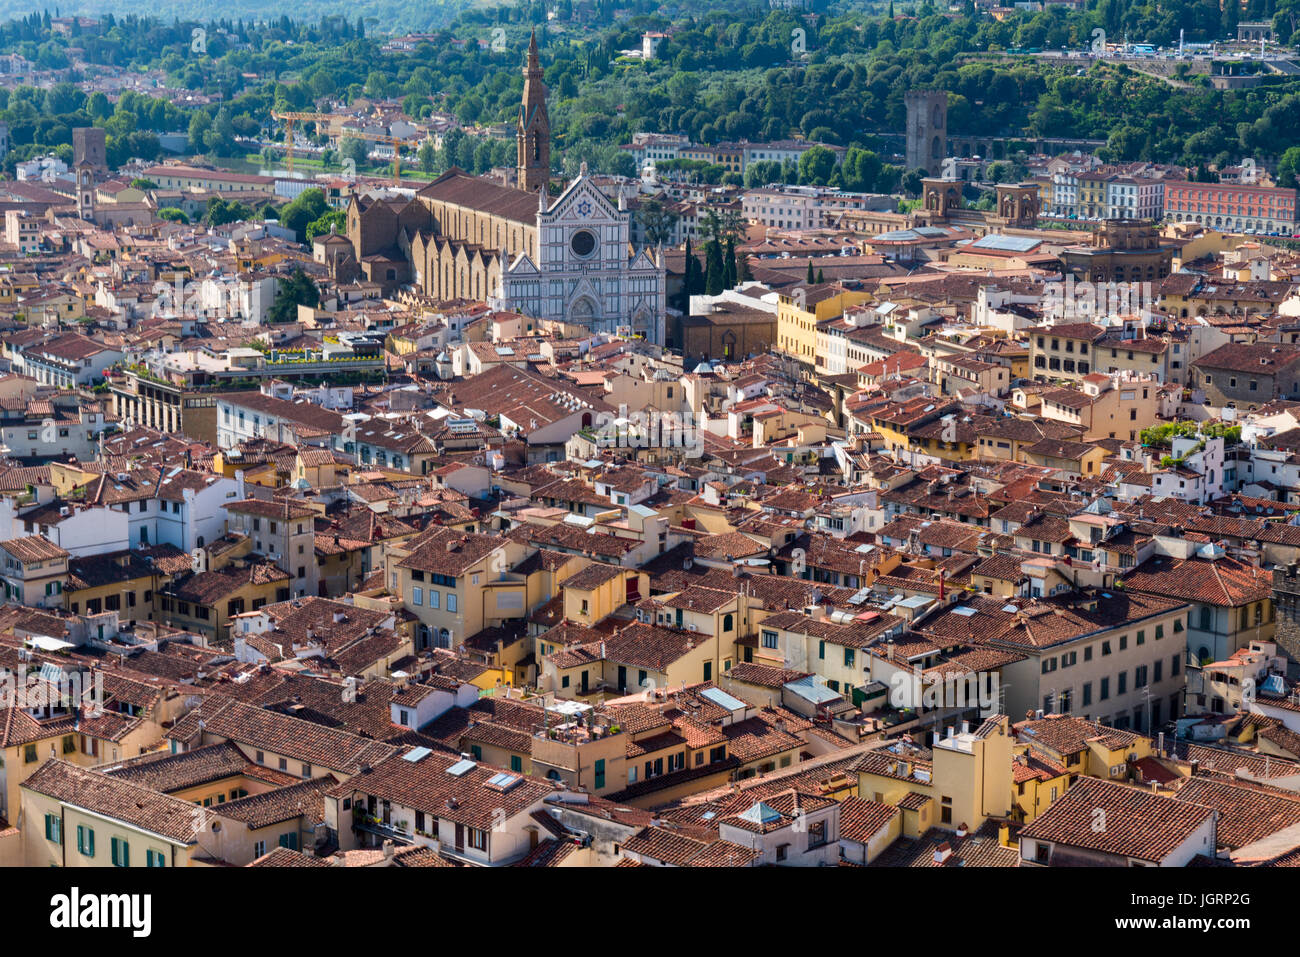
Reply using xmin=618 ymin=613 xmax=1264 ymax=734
xmin=517 ymin=30 xmax=551 ymax=194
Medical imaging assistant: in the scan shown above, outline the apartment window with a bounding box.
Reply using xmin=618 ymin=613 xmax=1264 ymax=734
xmin=844 ymin=648 xmax=855 ymax=668
xmin=256 ymin=750 xmax=265 ymax=764
xmin=1102 ymin=641 xmax=1111 ymax=656
xmin=468 ymin=827 xmax=488 ymax=851
xmin=278 ymin=757 xmax=288 ymax=771
xmin=447 ymin=594 xmax=457 ymax=613
xmin=44 ymin=814 xmax=62 ymax=845
xmin=412 ymin=587 xmax=423 ymax=606
xmin=1100 ymin=677 xmax=1110 ymax=700
xmin=24 ymin=744 xmax=37 ymax=763
xmin=429 ymin=590 xmax=440 ymax=609
xmin=594 ymin=758 xmax=606 ymax=790
xmin=1082 ymin=682 xmax=1092 ymax=706
xmin=940 ymin=796 xmax=953 ymax=824
xmin=146 ymin=849 xmax=166 ymax=867
xmin=302 ymin=763 xmax=312 ymax=779
xmin=776 ymin=844 xmax=788 ymax=862
xmin=254 ymin=840 xmax=266 ymax=858
xmin=1118 ymin=672 xmax=1128 ymax=694
xmin=818 ymin=640 xmax=825 ymax=660
xmin=76 ymin=824 xmax=94 ymax=857
xmin=110 ymin=836 xmax=129 ymax=867
xmin=1172 ymin=655 xmax=1181 ymax=676
xmin=808 ymin=820 xmax=827 ymax=849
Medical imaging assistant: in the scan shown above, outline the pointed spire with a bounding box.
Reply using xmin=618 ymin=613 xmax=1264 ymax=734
xmin=527 ymin=28 xmax=539 ymax=69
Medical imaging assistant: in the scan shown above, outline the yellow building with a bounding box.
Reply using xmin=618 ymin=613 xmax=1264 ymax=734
xmin=158 ymin=560 xmax=291 ymax=644
xmin=388 ymin=526 xmax=528 ymax=653
xmin=854 ymin=715 xmax=1015 ymax=836
xmin=22 ymin=760 xmax=206 ymax=867
xmin=777 ymin=286 xmax=873 ymax=367
xmin=65 ymin=549 xmax=171 ymax=624
xmin=1012 ymin=714 xmax=1155 ymax=781
xmin=1011 ymin=745 xmax=1071 ymax=823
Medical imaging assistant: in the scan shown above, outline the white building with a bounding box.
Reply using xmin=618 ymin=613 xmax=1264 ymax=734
xmin=498 ymin=169 xmax=666 ymax=343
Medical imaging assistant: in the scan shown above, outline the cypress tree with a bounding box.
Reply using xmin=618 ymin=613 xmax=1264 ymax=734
xmin=705 ymin=240 xmax=724 ymax=296
xmin=806 ymin=259 xmax=815 ymax=284
xmin=682 ymin=238 xmax=696 ymax=312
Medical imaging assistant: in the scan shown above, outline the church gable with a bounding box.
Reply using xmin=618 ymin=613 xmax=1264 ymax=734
xmin=630 ymin=247 xmax=660 ymax=270
xmin=546 ymin=177 xmax=619 ymax=225
xmin=507 ymin=253 xmax=539 ymax=275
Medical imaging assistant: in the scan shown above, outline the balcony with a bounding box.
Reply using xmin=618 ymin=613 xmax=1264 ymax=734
xmin=352 ymin=814 xmax=415 ymax=846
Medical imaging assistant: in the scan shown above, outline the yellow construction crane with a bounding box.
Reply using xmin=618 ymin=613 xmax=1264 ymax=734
xmin=271 ymin=111 xmax=407 ymax=183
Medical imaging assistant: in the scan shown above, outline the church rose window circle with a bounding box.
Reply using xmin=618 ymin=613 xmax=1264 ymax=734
xmin=570 ymin=229 xmax=596 ymax=257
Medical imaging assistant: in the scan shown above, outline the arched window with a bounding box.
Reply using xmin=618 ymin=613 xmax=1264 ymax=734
xmin=723 ymin=613 xmax=734 ymax=632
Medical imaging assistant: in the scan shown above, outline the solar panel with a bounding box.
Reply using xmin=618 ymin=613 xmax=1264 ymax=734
xmin=486 ymin=772 xmax=522 ymax=791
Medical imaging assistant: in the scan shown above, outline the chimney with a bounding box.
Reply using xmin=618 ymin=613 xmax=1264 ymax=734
xmin=933 ymin=842 xmax=953 ymax=864
xmin=886 ymin=640 xmax=895 ymax=661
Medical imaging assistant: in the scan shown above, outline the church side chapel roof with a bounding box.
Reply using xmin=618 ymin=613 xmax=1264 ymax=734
xmin=410 ymin=229 xmax=503 ymax=263
xmin=416 ymin=168 xmax=540 ymax=225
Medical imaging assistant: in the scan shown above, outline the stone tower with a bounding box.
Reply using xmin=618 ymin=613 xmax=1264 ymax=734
xmin=1272 ymin=563 xmax=1300 ymax=662
xmin=905 ymin=90 xmax=947 ymax=174
xmin=73 ymin=126 xmax=107 ymax=174
xmin=991 ymin=182 xmax=1041 ymax=229
xmin=516 ymin=30 xmax=551 ymax=194
xmin=75 ymin=160 xmax=95 ymax=221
